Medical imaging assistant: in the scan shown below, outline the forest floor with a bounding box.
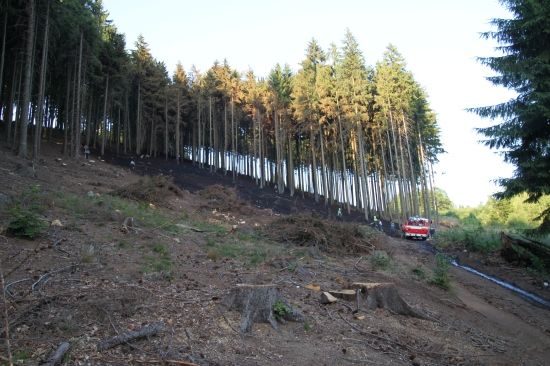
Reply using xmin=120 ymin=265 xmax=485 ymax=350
xmin=1 ymin=142 xmax=550 ymax=366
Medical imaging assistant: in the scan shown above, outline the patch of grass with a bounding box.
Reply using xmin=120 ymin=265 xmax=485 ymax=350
xmin=117 ymin=239 xmax=130 ymax=249
xmin=191 ymin=220 xmax=227 ymax=235
xmin=81 ymin=245 xmax=96 ymax=264
xmin=303 ymin=320 xmax=312 ymax=332
xmin=6 ymin=185 xmax=47 ymax=239
xmin=204 ymin=235 xmax=282 ymax=267
xmin=370 ymin=250 xmax=391 ymax=270
xmin=411 ymin=266 xmax=427 ymax=280
xmin=430 ymin=253 xmax=451 ymax=290
xmin=237 ymin=228 xmax=264 ymax=242
xmin=142 ymin=255 xmax=173 ymax=276
xmin=55 ymin=192 xmax=185 ymax=234
xmin=0 ymin=348 xmax=32 ymax=366
xmin=142 ymin=242 xmax=173 ymax=278
xmin=272 ymin=300 xmax=291 ymax=320
xmin=435 ymin=226 xmax=501 ymax=253
xmin=152 ymin=243 xmax=168 ymax=256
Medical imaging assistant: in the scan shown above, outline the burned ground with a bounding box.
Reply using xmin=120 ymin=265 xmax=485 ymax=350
xmin=1 ymin=144 xmax=549 ymax=365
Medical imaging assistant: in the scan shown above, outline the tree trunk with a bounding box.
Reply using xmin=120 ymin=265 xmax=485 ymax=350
xmin=231 ymin=96 xmax=236 ymax=181
xmin=136 ymin=81 xmax=141 ymax=155
xmin=337 ymin=114 xmax=350 ymax=212
xmin=209 ymin=96 xmax=213 ymax=172
xmin=287 ymin=132 xmax=294 ymax=196
xmin=402 ymin=113 xmax=419 ymax=215
xmin=63 ymin=63 xmax=71 ymax=156
xmin=164 ymin=92 xmax=168 ymax=160
xmin=357 ymin=124 xmax=369 ymax=220
xmin=100 ymin=74 xmax=109 ymax=156
xmin=116 ymin=105 xmax=120 ymax=156
xmin=6 ymin=63 xmax=17 ymax=146
xmin=0 ymin=10 xmax=7 ymax=108
xmin=18 ymin=0 xmax=36 ymax=158
xmin=73 ymin=31 xmax=83 ymax=158
xmin=310 ymin=127 xmax=318 ymax=202
xmin=32 ymin=1 xmax=49 ymax=159
xmin=124 ymin=93 xmax=130 ymax=154
xmin=176 ymin=89 xmax=180 ymax=163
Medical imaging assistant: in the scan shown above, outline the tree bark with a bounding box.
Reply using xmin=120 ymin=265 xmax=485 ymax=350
xmin=224 ymin=284 xmax=303 ymax=333
xmin=0 ymin=10 xmax=7 ymax=108
xmin=18 ymin=0 xmax=36 ymax=158
xmin=73 ymin=31 xmax=83 ymax=158
xmin=176 ymin=89 xmax=180 ymax=163
xmin=97 ymin=322 xmax=165 ymax=351
xmin=100 ymin=74 xmax=109 ymax=156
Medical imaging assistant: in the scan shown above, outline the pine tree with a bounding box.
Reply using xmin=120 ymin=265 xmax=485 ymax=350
xmin=292 ymin=39 xmax=326 ymax=202
xmin=471 ymin=0 xmax=550 ymax=231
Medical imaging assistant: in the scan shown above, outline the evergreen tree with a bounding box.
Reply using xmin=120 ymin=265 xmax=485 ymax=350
xmin=471 ymin=0 xmax=550 ymax=230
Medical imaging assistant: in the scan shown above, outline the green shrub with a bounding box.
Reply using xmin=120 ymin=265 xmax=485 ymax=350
xmin=143 ymin=242 xmax=173 ymax=277
xmin=6 ymin=185 xmax=47 ymax=239
xmin=411 ymin=266 xmax=427 ymax=279
xmin=370 ymin=250 xmax=391 ymax=270
xmin=272 ymin=300 xmax=291 ymax=320
xmin=204 ymin=235 xmax=282 ymax=267
xmin=435 ymin=226 xmax=501 ymax=253
xmin=152 ymin=243 xmax=169 ymax=255
xmin=430 ymin=253 xmax=451 ymax=290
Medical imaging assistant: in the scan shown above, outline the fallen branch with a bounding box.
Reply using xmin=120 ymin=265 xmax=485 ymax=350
xmin=40 ymin=342 xmax=70 ymax=366
xmin=175 ymin=224 xmax=205 ymax=233
xmin=4 ymin=278 xmax=32 ymax=298
xmin=32 ymin=264 xmax=79 ymax=294
xmin=133 ymin=359 xmax=199 ymax=365
xmin=97 ymin=322 xmax=165 ymax=351
xmin=0 ymin=270 xmax=13 ymax=366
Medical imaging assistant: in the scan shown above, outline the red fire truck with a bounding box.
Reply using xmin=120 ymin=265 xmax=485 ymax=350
xmin=402 ymin=217 xmax=431 ymax=240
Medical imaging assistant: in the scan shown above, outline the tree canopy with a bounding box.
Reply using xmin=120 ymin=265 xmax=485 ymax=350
xmin=471 ymin=0 xmax=550 ymax=229
xmin=0 ymin=1 xmax=444 ymax=222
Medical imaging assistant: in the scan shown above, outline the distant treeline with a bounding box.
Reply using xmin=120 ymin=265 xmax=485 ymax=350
xmin=0 ymin=0 xmax=443 ymax=222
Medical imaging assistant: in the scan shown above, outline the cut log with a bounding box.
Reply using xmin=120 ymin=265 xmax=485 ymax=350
xmin=320 ymin=292 xmax=338 ymax=304
xmin=223 ymin=284 xmax=303 ymax=332
xmin=97 ymin=322 xmax=165 ymax=351
xmin=351 ymin=282 xmax=424 ymax=318
xmin=40 ymin=342 xmax=70 ymax=366
xmin=501 ymin=232 xmax=550 ymax=269
xmin=328 ymin=289 xmax=356 ymax=301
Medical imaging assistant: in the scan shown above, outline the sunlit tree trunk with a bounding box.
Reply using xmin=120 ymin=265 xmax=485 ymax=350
xmin=319 ymin=127 xmax=328 ymax=204
xmin=337 ymin=113 xmax=350 ymax=212
xmin=402 ymin=113 xmax=419 ymax=215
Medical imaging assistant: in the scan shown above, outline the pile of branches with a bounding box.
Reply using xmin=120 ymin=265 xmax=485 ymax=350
xmin=265 ymin=214 xmax=376 ymax=254
xmin=198 ymin=184 xmax=247 ymax=213
xmin=112 ymin=175 xmax=185 ymax=205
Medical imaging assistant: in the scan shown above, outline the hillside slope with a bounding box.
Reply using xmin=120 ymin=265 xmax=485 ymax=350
xmin=1 ymin=143 xmax=549 ymax=366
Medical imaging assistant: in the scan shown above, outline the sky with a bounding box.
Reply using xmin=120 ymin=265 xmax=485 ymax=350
xmin=102 ymin=0 xmax=515 ymax=207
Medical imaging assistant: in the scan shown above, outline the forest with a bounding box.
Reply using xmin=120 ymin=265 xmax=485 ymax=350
xmin=1 ymin=1 xmax=550 ymax=364
xmin=0 ymin=0 xmax=443 ymax=223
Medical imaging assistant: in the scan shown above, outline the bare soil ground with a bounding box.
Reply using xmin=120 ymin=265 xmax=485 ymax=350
xmin=1 ymin=143 xmax=549 ymax=366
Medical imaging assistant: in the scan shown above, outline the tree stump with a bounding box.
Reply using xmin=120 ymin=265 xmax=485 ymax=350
xmin=501 ymin=232 xmax=550 ymax=269
xmin=351 ymin=282 xmax=424 ymax=318
xmin=224 ymin=284 xmax=303 ymax=332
